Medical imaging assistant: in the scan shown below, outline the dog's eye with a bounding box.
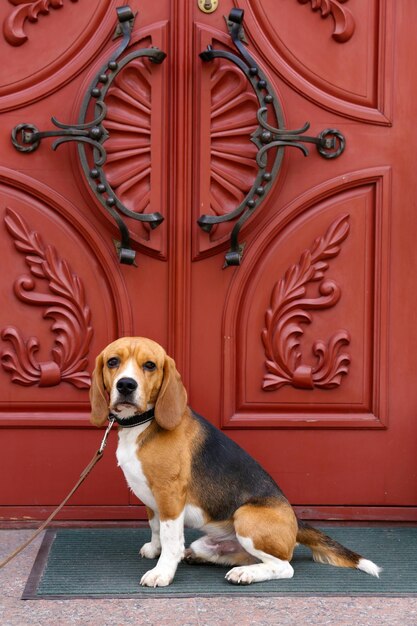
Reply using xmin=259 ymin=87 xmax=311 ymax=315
xmin=107 ymin=357 xmax=120 ymax=369
xmin=143 ymin=361 xmax=156 ymax=372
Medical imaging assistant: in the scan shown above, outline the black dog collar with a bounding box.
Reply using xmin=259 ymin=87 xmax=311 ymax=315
xmin=109 ymin=408 xmax=155 ymax=429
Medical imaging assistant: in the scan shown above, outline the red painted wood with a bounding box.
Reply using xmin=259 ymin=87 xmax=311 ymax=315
xmin=1 ymin=506 xmax=417 ymax=523
xmin=294 ymin=508 xmax=417 ymax=522
xmin=0 ymin=0 xmax=416 ymax=522
xmin=0 ymin=506 xmax=147 ymax=522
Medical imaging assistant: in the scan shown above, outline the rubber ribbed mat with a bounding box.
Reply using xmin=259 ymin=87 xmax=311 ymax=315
xmin=23 ymin=527 xmax=417 ymax=598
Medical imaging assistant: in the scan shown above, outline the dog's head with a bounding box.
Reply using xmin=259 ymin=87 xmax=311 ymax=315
xmin=89 ymin=337 xmax=187 ymax=430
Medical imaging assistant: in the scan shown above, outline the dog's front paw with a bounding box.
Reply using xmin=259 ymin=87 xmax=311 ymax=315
xmin=225 ymin=566 xmax=254 ymax=585
xmin=140 ymin=542 xmax=161 ymax=559
xmin=140 ymin=567 xmax=173 ymax=587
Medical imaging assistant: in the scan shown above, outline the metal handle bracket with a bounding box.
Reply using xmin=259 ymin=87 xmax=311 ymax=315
xmin=198 ymin=9 xmax=346 ymax=267
xmin=11 ymin=6 xmax=167 ymax=266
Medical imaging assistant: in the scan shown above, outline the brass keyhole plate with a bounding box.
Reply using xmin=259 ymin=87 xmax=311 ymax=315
xmin=198 ymin=0 xmax=219 ymax=14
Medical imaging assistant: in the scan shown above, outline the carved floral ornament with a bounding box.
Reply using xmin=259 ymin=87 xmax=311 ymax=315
xmin=262 ymin=214 xmax=351 ymax=391
xmin=297 ymin=0 xmax=355 ymax=43
xmin=0 ymin=209 xmax=92 ymax=388
xmin=2 ymin=0 xmax=355 ymax=48
xmin=3 ymin=0 xmax=79 ymax=47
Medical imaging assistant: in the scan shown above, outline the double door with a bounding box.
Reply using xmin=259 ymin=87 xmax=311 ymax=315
xmin=0 ymin=0 xmax=416 ymax=521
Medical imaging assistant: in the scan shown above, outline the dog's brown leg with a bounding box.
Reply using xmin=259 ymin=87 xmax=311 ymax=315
xmin=226 ymin=499 xmax=298 ymax=585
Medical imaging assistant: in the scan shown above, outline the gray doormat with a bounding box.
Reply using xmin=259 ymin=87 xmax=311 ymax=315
xmin=23 ymin=527 xmax=417 ymax=598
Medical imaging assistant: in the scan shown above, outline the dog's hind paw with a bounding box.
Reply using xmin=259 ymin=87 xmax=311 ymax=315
xmin=225 ymin=566 xmax=254 ymax=585
xmin=183 ymin=548 xmax=203 ymax=564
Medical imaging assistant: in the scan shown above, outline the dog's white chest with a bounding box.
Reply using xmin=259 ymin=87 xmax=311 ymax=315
xmin=116 ymin=427 xmax=157 ymax=511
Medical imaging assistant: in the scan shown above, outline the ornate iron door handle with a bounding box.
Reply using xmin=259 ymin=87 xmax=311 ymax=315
xmin=11 ymin=6 xmax=166 ymax=266
xmin=198 ymin=9 xmax=345 ymax=267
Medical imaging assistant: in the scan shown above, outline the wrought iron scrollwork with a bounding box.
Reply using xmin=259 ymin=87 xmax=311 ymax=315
xmin=198 ymin=8 xmax=346 ymax=267
xmin=10 ymin=5 xmax=166 ymax=265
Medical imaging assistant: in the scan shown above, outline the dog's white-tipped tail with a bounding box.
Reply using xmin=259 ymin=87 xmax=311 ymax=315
xmin=357 ymin=558 xmax=382 ymax=578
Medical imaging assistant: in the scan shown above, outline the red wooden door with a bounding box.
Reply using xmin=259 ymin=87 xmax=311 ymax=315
xmin=0 ymin=0 xmax=416 ymax=522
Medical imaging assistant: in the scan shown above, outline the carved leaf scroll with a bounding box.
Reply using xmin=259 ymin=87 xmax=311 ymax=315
xmin=261 ymin=214 xmax=351 ymax=391
xmin=297 ymin=0 xmax=355 ymax=43
xmin=3 ymin=0 xmax=78 ymax=47
xmin=0 ymin=209 xmax=92 ymax=388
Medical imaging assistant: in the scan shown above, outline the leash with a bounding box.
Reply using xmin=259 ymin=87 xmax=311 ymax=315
xmin=0 ymin=417 xmax=116 ymax=570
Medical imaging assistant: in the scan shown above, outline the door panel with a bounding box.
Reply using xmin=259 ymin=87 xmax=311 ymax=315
xmin=1 ymin=0 xmax=416 ymax=521
xmin=0 ymin=169 xmax=132 ymax=406
xmin=237 ymin=0 xmax=394 ymax=123
xmin=188 ymin=0 xmax=416 ymax=516
xmin=221 ymin=169 xmax=390 ymax=429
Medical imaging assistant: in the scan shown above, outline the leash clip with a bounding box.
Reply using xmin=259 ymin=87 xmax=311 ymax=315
xmin=99 ymin=416 xmax=116 ymax=454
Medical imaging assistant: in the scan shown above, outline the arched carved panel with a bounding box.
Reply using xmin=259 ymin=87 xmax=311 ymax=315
xmin=0 ymin=167 xmax=132 ymax=423
xmin=222 ymin=168 xmax=391 ymax=428
xmin=0 ymin=0 xmax=116 ymax=111
xmin=73 ymin=22 xmax=169 ymax=257
xmin=236 ymin=0 xmax=393 ymax=124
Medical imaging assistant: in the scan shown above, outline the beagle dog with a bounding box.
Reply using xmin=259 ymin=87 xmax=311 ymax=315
xmin=90 ymin=337 xmax=381 ymax=587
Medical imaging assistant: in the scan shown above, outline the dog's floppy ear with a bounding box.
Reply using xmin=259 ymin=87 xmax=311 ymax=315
xmin=154 ymin=356 xmax=187 ymax=430
xmin=89 ymin=353 xmax=109 ymax=427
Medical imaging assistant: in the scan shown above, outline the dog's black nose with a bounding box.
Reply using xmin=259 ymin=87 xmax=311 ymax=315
xmin=116 ymin=377 xmax=138 ymax=396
